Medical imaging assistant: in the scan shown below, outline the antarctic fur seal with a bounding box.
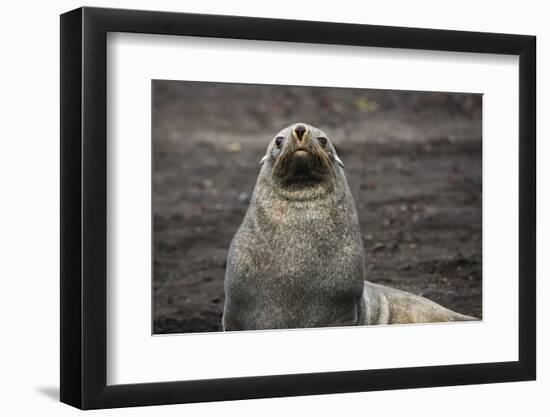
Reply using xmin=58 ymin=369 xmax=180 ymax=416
xmin=222 ymin=123 xmax=477 ymax=330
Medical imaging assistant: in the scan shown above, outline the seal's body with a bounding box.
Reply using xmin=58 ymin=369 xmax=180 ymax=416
xmin=223 ymin=123 xmax=476 ymax=331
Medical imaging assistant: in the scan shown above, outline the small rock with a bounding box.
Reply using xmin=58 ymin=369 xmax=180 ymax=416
xmin=383 ymin=218 xmax=393 ymax=226
xmin=237 ymin=191 xmax=250 ymax=203
xmin=226 ymin=142 xmax=242 ymax=153
xmin=360 ymin=180 xmax=377 ymax=190
xmin=390 ymin=242 xmax=400 ymax=251
xmin=372 ymin=242 xmax=386 ymax=252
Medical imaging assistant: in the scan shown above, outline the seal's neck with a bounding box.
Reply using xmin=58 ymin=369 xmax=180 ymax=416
xmin=252 ymin=182 xmax=350 ymax=230
xmin=259 ymin=168 xmax=335 ymax=202
xmin=273 ymin=182 xmax=334 ymax=202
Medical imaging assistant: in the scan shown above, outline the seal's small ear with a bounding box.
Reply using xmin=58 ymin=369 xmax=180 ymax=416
xmin=334 ymin=153 xmax=345 ymax=168
xmin=259 ymin=154 xmax=268 ymax=165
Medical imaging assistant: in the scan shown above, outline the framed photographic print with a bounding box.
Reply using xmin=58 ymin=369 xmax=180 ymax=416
xmin=60 ymin=6 xmax=536 ymax=409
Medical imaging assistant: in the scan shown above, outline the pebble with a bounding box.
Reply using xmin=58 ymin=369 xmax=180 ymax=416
xmin=237 ymin=191 xmax=250 ymax=203
xmin=226 ymin=142 xmax=242 ymax=152
xmin=372 ymin=242 xmax=386 ymax=252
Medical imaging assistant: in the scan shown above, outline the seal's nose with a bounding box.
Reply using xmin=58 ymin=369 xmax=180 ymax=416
xmin=294 ymin=124 xmax=307 ymax=142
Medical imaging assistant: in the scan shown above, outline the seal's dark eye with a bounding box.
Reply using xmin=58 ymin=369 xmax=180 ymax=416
xmin=275 ymin=136 xmax=284 ymax=147
xmin=318 ymin=137 xmax=328 ymax=146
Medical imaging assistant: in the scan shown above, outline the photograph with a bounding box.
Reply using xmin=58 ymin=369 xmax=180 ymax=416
xmin=152 ymin=81 xmax=483 ymax=334
xmin=54 ymin=3 xmax=538 ymax=412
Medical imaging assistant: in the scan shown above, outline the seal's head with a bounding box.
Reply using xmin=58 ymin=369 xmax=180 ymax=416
xmin=259 ymin=123 xmax=344 ymax=199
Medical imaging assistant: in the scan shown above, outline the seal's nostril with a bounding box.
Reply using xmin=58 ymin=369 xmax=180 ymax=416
xmin=294 ymin=124 xmax=307 ymax=141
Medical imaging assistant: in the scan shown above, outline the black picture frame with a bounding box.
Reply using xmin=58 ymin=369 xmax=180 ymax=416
xmin=60 ymin=6 xmax=536 ymax=410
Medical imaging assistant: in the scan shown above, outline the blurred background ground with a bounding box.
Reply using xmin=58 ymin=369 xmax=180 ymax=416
xmin=153 ymin=81 xmax=482 ymax=334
